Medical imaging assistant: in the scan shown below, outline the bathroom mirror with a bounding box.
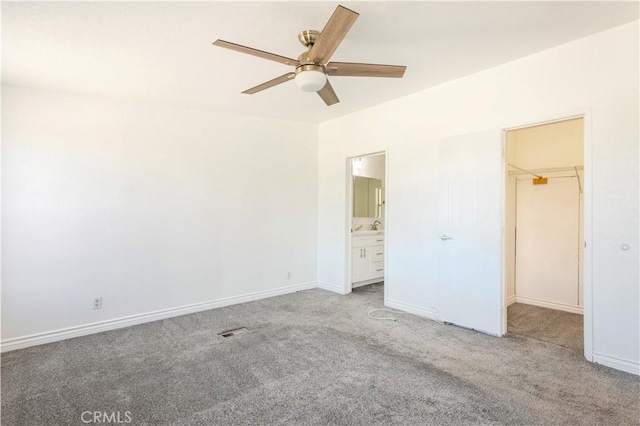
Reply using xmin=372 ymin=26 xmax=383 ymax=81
xmin=353 ymin=176 xmax=382 ymax=218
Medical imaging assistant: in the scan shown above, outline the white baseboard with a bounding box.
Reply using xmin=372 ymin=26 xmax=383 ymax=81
xmin=593 ymin=352 xmax=640 ymax=376
xmin=506 ymin=295 xmax=517 ymax=307
xmin=317 ymin=281 xmax=349 ymax=295
xmin=1 ymin=281 xmax=317 ymax=353
xmin=386 ymin=299 xmax=442 ymax=323
xmin=352 ymin=278 xmax=384 ymax=288
xmin=515 ymin=296 xmax=583 ymax=315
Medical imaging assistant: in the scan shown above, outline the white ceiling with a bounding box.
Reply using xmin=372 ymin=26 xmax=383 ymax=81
xmin=2 ymin=1 xmax=638 ymax=123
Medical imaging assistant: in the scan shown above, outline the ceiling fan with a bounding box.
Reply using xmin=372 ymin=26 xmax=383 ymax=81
xmin=212 ymin=5 xmax=406 ymax=106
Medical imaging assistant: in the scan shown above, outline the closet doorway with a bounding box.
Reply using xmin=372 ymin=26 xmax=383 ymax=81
xmin=504 ymin=117 xmax=585 ymax=353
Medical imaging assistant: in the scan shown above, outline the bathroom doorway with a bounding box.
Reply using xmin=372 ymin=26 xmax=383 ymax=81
xmin=346 ymin=152 xmax=386 ymax=300
xmin=504 ymin=116 xmax=586 ymax=353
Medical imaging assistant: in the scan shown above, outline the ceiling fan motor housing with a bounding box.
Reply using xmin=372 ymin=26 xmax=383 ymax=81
xmin=295 ymin=42 xmax=328 ymax=92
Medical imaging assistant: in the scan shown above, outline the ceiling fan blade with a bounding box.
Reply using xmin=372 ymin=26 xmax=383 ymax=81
xmin=326 ymin=62 xmax=406 ymax=78
xmin=317 ymin=79 xmax=339 ymax=106
xmin=242 ymin=72 xmax=296 ymax=94
xmin=213 ymin=40 xmax=299 ymax=66
xmin=307 ymin=5 xmax=359 ymax=64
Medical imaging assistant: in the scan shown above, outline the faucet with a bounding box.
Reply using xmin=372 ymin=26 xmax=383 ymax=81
xmin=371 ymin=220 xmax=381 ymax=231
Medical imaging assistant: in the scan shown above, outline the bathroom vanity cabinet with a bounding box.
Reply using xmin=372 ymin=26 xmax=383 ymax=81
xmin=351 ymin=232 xmax=384 ymax=287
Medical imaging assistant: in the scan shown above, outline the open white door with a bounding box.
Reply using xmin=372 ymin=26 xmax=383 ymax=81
xmin=438 ymin=130 xmax=503 ymax=335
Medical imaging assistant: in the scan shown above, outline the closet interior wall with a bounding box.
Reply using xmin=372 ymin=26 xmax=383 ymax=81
xmin=505 ymin=118 xmax=584 ymax=314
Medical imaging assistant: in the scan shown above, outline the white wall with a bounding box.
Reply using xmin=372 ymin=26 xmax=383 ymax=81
xmin=514 ymin=173 xmax=582 ymax=312
xmin=318 ymin=22 xmax=639 ymax=372
xmin=2 ymin=85 xmax=318 ymax=344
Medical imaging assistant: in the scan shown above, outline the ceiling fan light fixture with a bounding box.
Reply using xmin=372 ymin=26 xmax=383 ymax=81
xmin=295 ymin=69 xmax=327 ymax=92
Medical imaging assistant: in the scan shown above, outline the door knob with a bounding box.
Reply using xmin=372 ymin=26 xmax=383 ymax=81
xmin=439 ymin=235 xmax=453 ymax=241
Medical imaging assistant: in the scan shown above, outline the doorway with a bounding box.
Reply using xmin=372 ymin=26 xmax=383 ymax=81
xmin=504 ymin=117 xmax=585 ymax=353
xmin=347 ymin=153 xmax=386 ymax=299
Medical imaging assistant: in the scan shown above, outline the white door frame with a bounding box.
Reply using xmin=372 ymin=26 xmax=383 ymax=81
xmin=344 ymin=150 xmax=388 ymax=298
xmin=500 ymin=109 xmax=593 ymax=361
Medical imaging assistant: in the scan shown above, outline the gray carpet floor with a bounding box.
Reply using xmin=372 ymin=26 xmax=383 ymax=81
xmin=507 ymin=303 xmax=584 ymax=353
xmin=2 ymin=285 xmax=639 ymax=425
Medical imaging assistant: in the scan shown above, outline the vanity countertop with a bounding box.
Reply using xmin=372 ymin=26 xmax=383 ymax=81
xmin=352 ymin=230 xmax=384 ymax=236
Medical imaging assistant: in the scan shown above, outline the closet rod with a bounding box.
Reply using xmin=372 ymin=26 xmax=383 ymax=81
xmin=507 ymin=165 xmax=584 ymax=176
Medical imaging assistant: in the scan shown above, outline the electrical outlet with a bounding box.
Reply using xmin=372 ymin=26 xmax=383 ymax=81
xmin=93 ymin=297 xmax=102 ymax=310
xmin=287 ymin=272 xmax=292 ymax=280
